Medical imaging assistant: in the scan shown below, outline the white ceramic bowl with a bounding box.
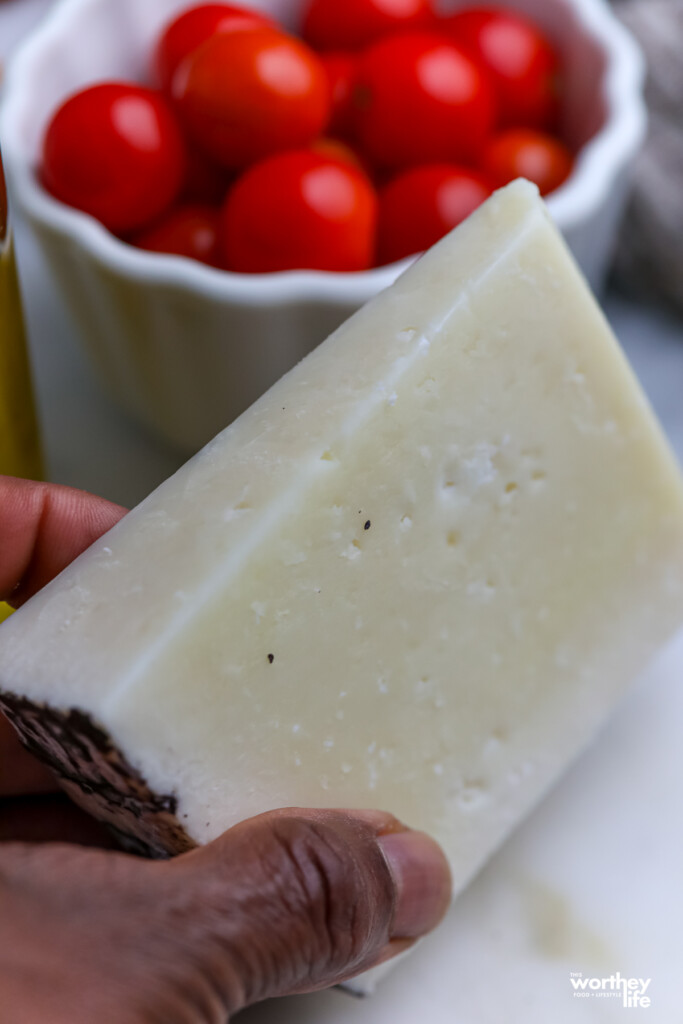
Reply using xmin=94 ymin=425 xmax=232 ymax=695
xmin=0 ymin=0 xmax=646 ymax=453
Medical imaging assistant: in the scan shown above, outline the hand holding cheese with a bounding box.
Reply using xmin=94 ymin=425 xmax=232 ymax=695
xmin=0 ymin=804 xmax=451 ymax=1020
xmin=0 ymin=474 xmax=451 ymax=1019
xmin=2 ymin=181 xmax=683 ymax=986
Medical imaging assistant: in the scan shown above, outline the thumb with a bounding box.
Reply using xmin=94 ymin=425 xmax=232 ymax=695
xmin=0 ymin=808 xmax=451 ymax=1023
xmin=167 ymin=807 xmax=452 ymax=1013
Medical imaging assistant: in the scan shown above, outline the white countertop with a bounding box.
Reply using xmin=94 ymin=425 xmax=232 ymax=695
xmin=2 ymin=2 xmax=683 ymax=1021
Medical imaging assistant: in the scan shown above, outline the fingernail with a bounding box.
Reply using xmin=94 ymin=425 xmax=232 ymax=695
xmin=378 ymin=830 xmax=452 ymax=939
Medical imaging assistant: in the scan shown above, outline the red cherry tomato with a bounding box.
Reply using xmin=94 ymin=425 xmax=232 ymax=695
xmin=172 ymin=28 xmax=330 ymax=170
xmin=155 ymin=3 xmax=273 ymax=92
xmin=378 ymin=164 xmax=492 ymax=265
xmin=42 ymin=82 xmax=186 ymax=233
xmin=445 ymin=7 xmax=561 ymax=130
xmin=303 ymin=0 xmax=435 ymax=51
xmin=221 ymin=150 xmax=377 ymax=272
xmin=353 ymin=34 xmax=497 ymax=171
xmin=320 ymin=53 xmax=358 ymax=138
xmin=482 ymin=128 xmax=572 ymax=195
xmin=133 ymin=204 xmax=220 ymax=265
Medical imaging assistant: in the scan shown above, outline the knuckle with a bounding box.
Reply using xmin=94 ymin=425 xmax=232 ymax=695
xmin=257 ymin=817 xmax=393 ymax=977
xmin=167 ymin=814 xmax=397 ymax=1006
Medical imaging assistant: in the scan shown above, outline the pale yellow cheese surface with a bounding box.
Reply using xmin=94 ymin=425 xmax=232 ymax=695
xmin=2 ymin=182 xmax=683 ymax=896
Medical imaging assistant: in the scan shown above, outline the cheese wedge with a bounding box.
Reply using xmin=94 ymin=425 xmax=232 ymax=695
xmin=1 ymin=182 xmax=683 ymax=898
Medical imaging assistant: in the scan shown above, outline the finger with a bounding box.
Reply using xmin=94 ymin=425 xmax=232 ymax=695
xmin=0 ymin=477 xmax=126 ymax=800
xmin=0 ymin=475 xmax=126 ymax=606
xmin=0 ymin=810 xmax=451 ymax=1023
xmin=168 ymin=807 xmax=452 ymax=1012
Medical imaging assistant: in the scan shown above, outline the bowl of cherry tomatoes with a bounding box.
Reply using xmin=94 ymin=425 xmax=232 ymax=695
xmin=0 ymin=0 xmax=645 ymax=453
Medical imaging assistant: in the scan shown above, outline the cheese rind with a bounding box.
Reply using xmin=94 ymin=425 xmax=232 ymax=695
xmin=1 ymin=182 xmax=683 ymax=887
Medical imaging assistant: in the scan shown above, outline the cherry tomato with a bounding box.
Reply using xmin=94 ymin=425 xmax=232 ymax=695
xmin=445 ymin=7 xmax=561 ymax=130
xmin=155 ymin=3 xmax=273 ymax=92
xmin=172 ymin=28 xmax=330 ymax=170
xmin=221 ymin=150 xmax=377 ymax=272
xmin=378 ymin=164 xmax=492 ymax=265
xmin=482 ymin=128 xmax=572 ymax=195
xmin=133 ymin=204 xmax=220 ymax=265
xmin=353 ymin=34 xmax=497 ymax=171
xmin=320 ymin=53 xmax=358 ymax=138
xmin=183 ymin=147 xmax=231 ymax=204
xmin=42 ymin=83 xmax=186 ymax=233
xmin=303 ymin=0 xmax=435 ymax=51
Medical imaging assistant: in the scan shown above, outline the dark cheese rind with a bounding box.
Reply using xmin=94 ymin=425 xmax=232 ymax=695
xmin=0 ymin=692 xmax=195 ymax=858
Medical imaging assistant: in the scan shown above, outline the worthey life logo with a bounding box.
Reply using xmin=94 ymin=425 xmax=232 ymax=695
xmin=569 ymin=972 xmax=652 ymax=1008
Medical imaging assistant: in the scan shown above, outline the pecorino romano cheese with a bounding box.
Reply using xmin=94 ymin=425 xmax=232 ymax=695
xmin=2 ymin=182 xmax=683 ymax=894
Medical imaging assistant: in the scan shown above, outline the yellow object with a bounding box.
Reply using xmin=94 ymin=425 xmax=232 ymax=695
xmin=0 ymin=152 xmax=43 ymax=482
xmin=0 ymin=152 xmax=42 ymax=626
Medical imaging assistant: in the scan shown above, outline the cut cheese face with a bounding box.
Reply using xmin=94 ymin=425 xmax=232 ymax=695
xmin=2 ymin=183 xmax=683 ymax=900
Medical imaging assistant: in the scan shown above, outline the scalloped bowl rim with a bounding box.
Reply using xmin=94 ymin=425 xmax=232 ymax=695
xmin=0 ymin=0 xmax=647 ymax=308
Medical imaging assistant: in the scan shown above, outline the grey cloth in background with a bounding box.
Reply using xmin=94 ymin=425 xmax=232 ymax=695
xmin=612 ymin=0 xmax=683 ymax=314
